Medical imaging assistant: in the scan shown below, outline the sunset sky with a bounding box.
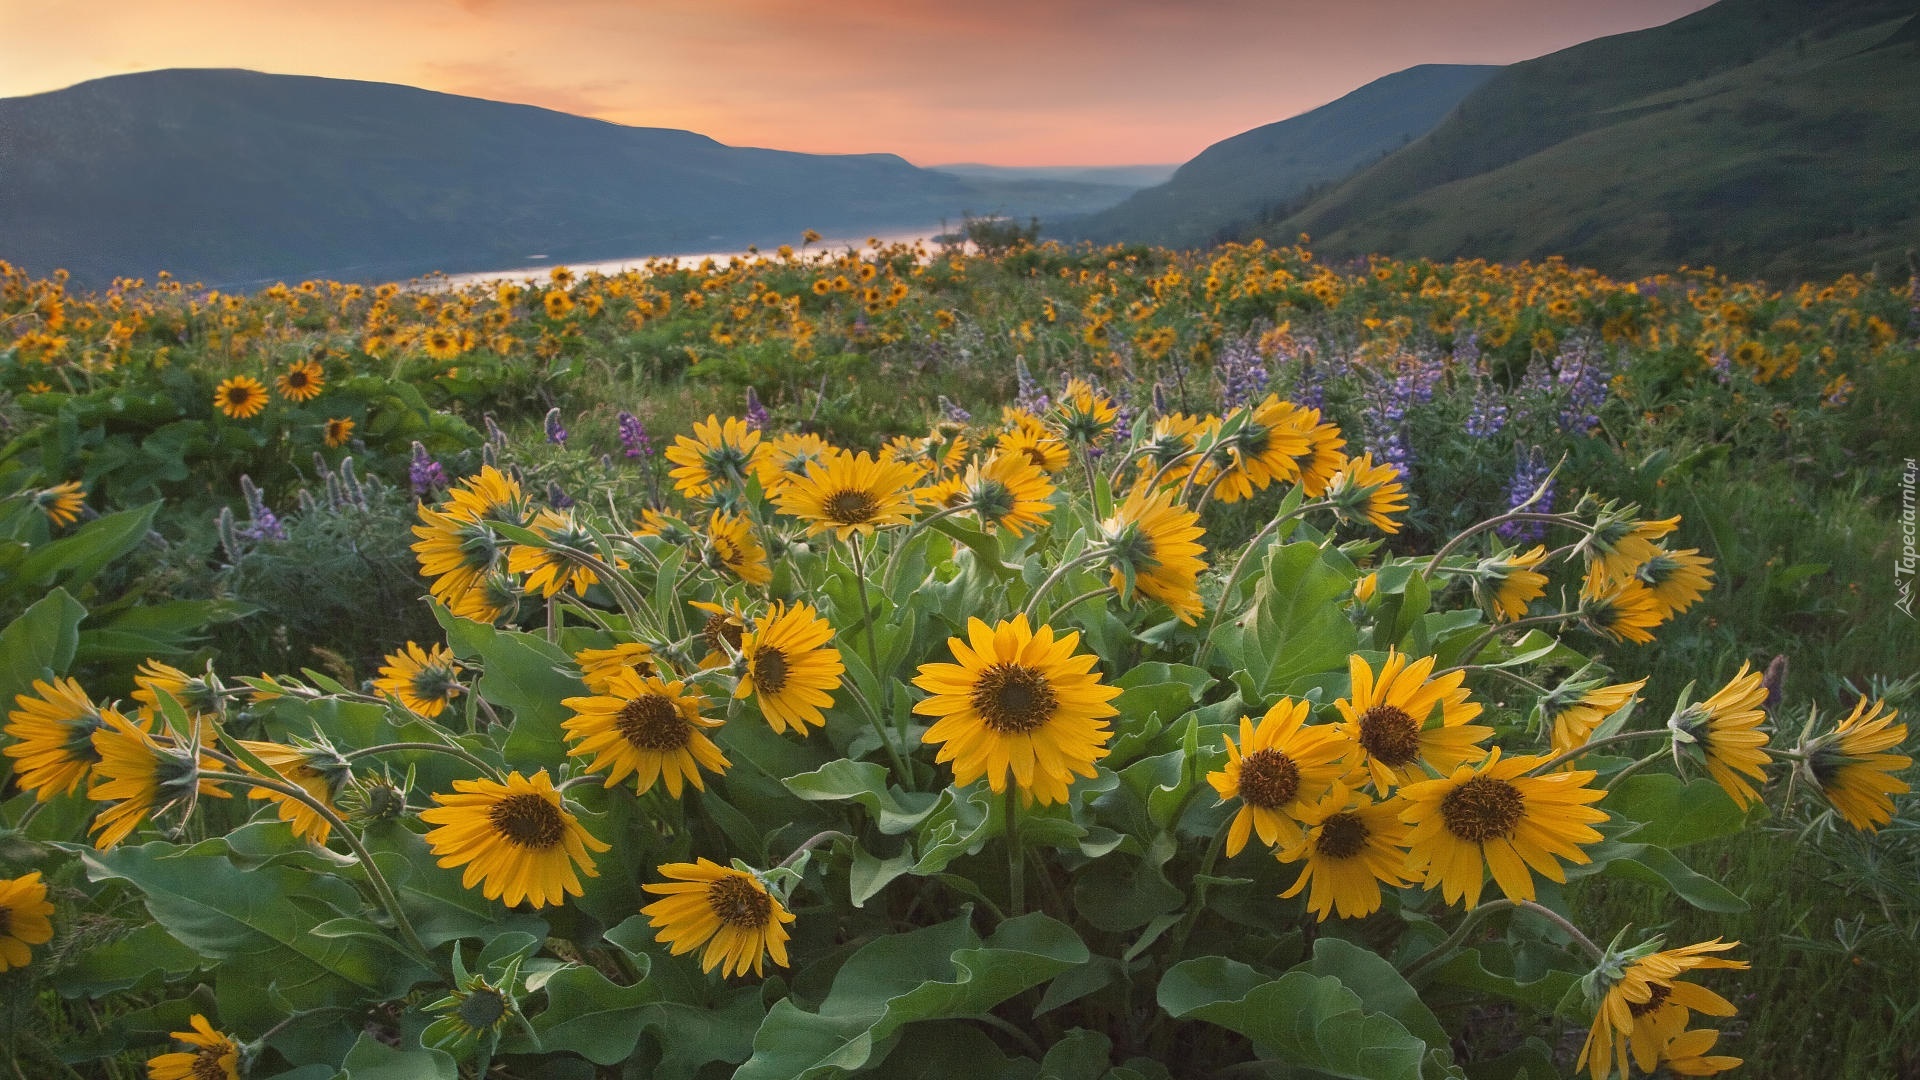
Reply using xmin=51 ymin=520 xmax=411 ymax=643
xmin=2 ymin=0 xmax=1716 ymax=166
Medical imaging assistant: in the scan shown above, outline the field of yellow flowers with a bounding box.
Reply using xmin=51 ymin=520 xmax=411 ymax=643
xmin=1 ymin=237 xmax=1916 ymax=1078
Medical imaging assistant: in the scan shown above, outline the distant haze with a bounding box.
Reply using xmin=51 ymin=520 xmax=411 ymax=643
xmin=0 ymin=1 xmax=1714 ymax=165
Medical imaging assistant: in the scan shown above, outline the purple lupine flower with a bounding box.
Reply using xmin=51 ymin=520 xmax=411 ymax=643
xmin=1496 ymin=446 xmax=1554 ymax=542
xmin=1709 ymin=350 xmax=1732 ymax=386
xmin=1452 ymin=331 xmax=1482 ymax=372
xmin=1014 ymin=357 xmax=1050 ymax=414
xmin=937 ymin=395 xmax=971 ymax=424
xmin=484 ymin=413 xmax=510 ymax=449
xmin=1464 ymin=381 xmax=1509 ymax=438
xmin=617 ymin=411 xmax=650 ymax=459
xmin=546 ymin=481 xmax=574 ymax=510
xmin=744 ymin=387 xmax=770 ymax=433
xmin=409 ymin=441 xmax=447 ymax=496
xmin=1554 ymin=338 xmax=1611 ymax=433
xmin=544 ymin=407 xmax=569 ymax=447
xmin=237 ymin=475 xmax=286 ymax=542
xmin=1216 ymin=333 xmax=1269 ymax=409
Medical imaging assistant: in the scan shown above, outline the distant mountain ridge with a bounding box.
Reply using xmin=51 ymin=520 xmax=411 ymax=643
xmin=1251 ymin=0 xmax=1920 ymax=280
xmin=0 ymin=69 xmax=1133 ymax=286
xmin=1055 ymin=65 xmax=1500 ymax=250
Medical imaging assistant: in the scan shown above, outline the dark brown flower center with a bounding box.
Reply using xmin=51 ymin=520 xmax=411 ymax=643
xmin=753 ymin=646 xmax=790 ymax=693
xmin=824 ymin=488 xmax=880 ymax=525
xmin=457 ymin=986 xmax=509 ymax=1030
xmin=1357 ymin=705 xmax=1423 ymax=767
xmin=616 ymin=695 xmax=690 ymax=751
xmin=227 ymin=386 xmax=254 ymax=404
xmin=287 ymin=370 xmax=311 ymax=387
xmin=1314 ymin=811 xmax=1371 ymax=859
xmin=0 ymin=905 xmax=12 ymax=938
xmin=970 ymin=663 xmax=1057 ymax=734
xmin=707 ymin=874 xmax=773 ymax=929
xmin=488 ymin=792 xmax=566 ymax=849
xmin=702 ymin=613 xmax=744 ymax=654
xmin=1626 ymin=982 xmax=1671 ymax=1018
xmin=190 ymin=1049 xmax=229 ymax=1080
xmin=1236 ymin=749 xmax=1301 ymax=808
xmin=1440 ymin=777 xmax=1526 ymax=842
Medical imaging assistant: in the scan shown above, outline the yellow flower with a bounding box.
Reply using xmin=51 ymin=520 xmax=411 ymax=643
xmin=419 ymin=769 xmax=609 ymax=909
xmin=998 ymin=423 xmax=1072 ymax=474
xmin=691 ymin=598 xmax=751 ymax=669
xmin=1352 ymin=572 xmax=1377 ymax=603
xmin=147 ymin=1014 xmax=241 ymax=1080
xmin=1051 ymin=378 xmax=1118 ymax=444
xmin=1633 ymin=546 xmax=1714 ymax=619
xmin=665 ymin=415 xmax=763 ymax=499
xmin=1807 ymin=697 xmax=1909 ymax=831
xmin=1206 ymin=395 xmax=1314 ymax=504
xmin=87 ymin=712 xmax=229 ymax=850
xmin=1582 ymin=512 xmax=1679 ymax=589
xmin=0 ymin=871 xmax=55 ymax=972
xmin=1334 ymin=650 xmax=1490 ymax=793
xmin=1543 ymin=678 xmax=1647 ymax=757
xmin=1292 ymin=411 xmax=1347 ymax=498
xmin=563 ymin=671 xmax=728 ymax=797
xmin=1578 ymin=939 xmax=1748 ymax=1080
xmin=275 ymin=358 xmax=325 ymax=402
xmin=737 ymin=602 xmax=844 ymax=735
xmin=774 ymin=450 xmax=923 ymax=542
xmin=914 ymin=614 xmax=1121 ymax=806
xmin=31 ymin=480 xmax=86 ymax=527
xmin=1580 ymin=565 xmax=1667 ymax=645
xmin=641 ymin=858 xmax=794 ymax=977
xmin=574 ymin=642 xmax=657 ymax=694
xmin=1326 ymin=452 xmax=1408 ymax=533
xmin=1206 ymin=698 xmax=1351 ymax=855
xmin=323 ymin=417 xmax=355 ymax=447
xmin=1670 ymin=662 xmax=1770 ymax=810
xmin=959 ymin=452 xmax=1056 ymax=536
xmin=752 ymin=432 xmax=836 ymax=496
xmin=132 ymin=659 xmax=226 ymax=721
xmin=212 ymin=375 xmax=269 ymax=419
xmin=1657 ymin=1028 xmax=1743 ymax=1076
xmin=238 ymin=739 xmax=349 ymax=844
xmin=1101 ymin=482 xmax=1208 ymax=624
xmin=507 ymin=509 xmax=609 ymax=598
xmin=1399 ymin=748 xmax=1607 ymax=909
xmin=4 ymin=677 xmax=109 ymax=800
xmin=1479 ymin=545 xmax=1549 ymax=623
xmin=705 ymin=509 xmax=771 ymax=586
xmin=1276 ymin=787 xmax=1414 ymax=920
xmin=374 ymin=641 xmax=464 ymax=719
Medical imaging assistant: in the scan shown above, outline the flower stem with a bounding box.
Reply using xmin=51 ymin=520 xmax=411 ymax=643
xmin=1603 ymin=749 xmax=1670 ymax=791
xmin=1005 ymin=789 xmax=1024 ymax=918
xmin=778 ymin=830 xmax=852 ymax=869
xmin=344 ymin=741 xmax=505 ymax=780
xmin=1020 ymin=548 xmax=1104 ymax=624
xmin=1403 ymin=898 xmax=1603 ymax=979
xmin=1525 ymin=729 xmax=1673 ymax=776
xmin=1046 ymin=585 xmax=1116 ymax=627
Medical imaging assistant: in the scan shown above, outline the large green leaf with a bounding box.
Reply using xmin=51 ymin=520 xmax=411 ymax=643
xmin=1601 ymin=774 xmax=1747 ymax=849
xmin=332 ymin=1033 xmax=458 ymax=1080
xmin=12 ymin=502 xmax=159 ymax=593
xmin=434 ymin=610 xmax=580 ymax=769
xmin=1297 ymin=937 xmax=1451 ymax=1052
xmin=1156 ymin=956 xmax=1432 ymax=1080
xmin=1581 ymin=841 xmax=1749 ymax=912
xmin=735 ymin=912 xmax=1087 ymax=1080
xmin=1218 ymin=541 xmax=1357 ymax=703
xmin=0 ymin=587 xmax=85 ymax=713
xmin=784 ymin=759 xmax=941 ymax=835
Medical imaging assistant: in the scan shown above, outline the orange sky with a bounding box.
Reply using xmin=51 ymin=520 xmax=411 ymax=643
xmin=1 ymin=0 xmax=1717 ymax=165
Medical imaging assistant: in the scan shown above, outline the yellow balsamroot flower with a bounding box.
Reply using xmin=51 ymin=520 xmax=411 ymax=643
xmin=1581 ymin=511 xmax=1680 ymax=590
xmin=1101 ymin=482 xmax=1208 ymax=625
xmin=0 ymin=871 xmax=55 ymax=972
xmin=375 ymin=641 xmax=464 ymax=719
xmin=642 ymin=858 xmax=795 ymax=977
xmin=959 ymin=452 xmax=1056 ymax=536
xmin=323 ymin=417 xmax=355 ymax=447
xmin=87 ymin=712 xmax=230 ymax=850
xmin=665 ymin=414 xmax=764 ymax=499
xmin=737 ymin=602 xmax=844 ymax=735
xmin=1352 ymin=572 xmax=1378 ymax=603
xmin=147 ymin=1014 xmax=241 ymax=1080
xmin=237 ymin=739 xmax=350 ymax=844
xmin=275 ymin=358 xmax=325 ymax=402
xmin=1478 ymin=545 xmax=1549 ymax=623
xmin=774 ymin=450 xmax=923 ymax=542
xmin=449 ymin=570 xmax=523 ymax=625
xmin=1669 ymin=662 xmax=1770 ymax=810
xmin=1579 ymin=565 xmax=1666 ymax=645
xmin=423 ymin=326 xmax=464 ymax=361
xmin=1291 ymin=409 xmax=1347 ymax=497
xmin=442 ymin=464 xmax=529 ymax=525
xmin=1543 ymin=678 xmax=1648 ymax=757
xmin=507 ymin=509 xmax=612 ymax=598
xmin=1051 ymin=377 xmax=1118 ymax=445
xmin=998 ymin=423 xmax=1072 ymax=474
xmin=412 ymin=465 xmax=528 ymax=605
xmin=1206 ymin=698 xmax=1351 ymax=855
xmin=914 ymin=614 xmax=1121 ymax=807
xmin=420 ymin=769 xmax=608 ymax=909
xmin=691 ymin=598 xmax=751 ymax=668
xmin=4 ymin=677 xmax=110 ymax=800
xmin=212 ymin=375 xmax=269 ymax=419
xmin=574 ymin=641 xmax=657 ymax=694
xmin=1326 ymin=452 xmax=1408 ymax=534
xmin=1276 ymin=787 xmax=1415 ymax=921
xmin=1334 ymin=650 xmax=1490 ymax=793
xmin=915 ymin=472 xmax=970 ymax=512
xmin=1633 ymin=546 xmax=1714 ymax=619
xmin=1578 ymin=939 xmax=1748 ymax=1080
xmin=31 ymin=480 xmax=86 ymax=527
xmin=1133 ymin=411 xmax=1208 ymax=486
xmin=753 ymin=431 xmax=836 ymax=496
xmin=1806 ymin=697 xmax=1909 ymax=831
xmin=563 ymin=671 xmax=728 ymax=798
xmin=1208 ymin=395 xmax=1314 ymax=504
xmin=1655 ymin=1028 xmax=1743 ymax=1076
xmin=132 ymin=659 xmax=226 ymax=720
xmin=704 ymin=509 xmax=771 ymax=586
xmin=1398 ymin=748 xmax=1608 ymax=909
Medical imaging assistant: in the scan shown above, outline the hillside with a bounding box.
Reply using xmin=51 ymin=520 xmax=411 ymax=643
xmin=0 ymin=69 xmax=1131 ymax=287
xmin=1256 ymin=0 xmax=1920 ymax=281
xmin=1054 ymin=65 xmax=1499 ymax=250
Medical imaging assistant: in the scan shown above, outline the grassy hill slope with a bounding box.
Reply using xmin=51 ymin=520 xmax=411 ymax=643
xmin=1260 ymin=0 xmax=1920 ymax=280
xmin=0 ymin=69 xmax=1130 ymax=287
xmin=1056 ymin=64 xmax=1498 ymax=250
